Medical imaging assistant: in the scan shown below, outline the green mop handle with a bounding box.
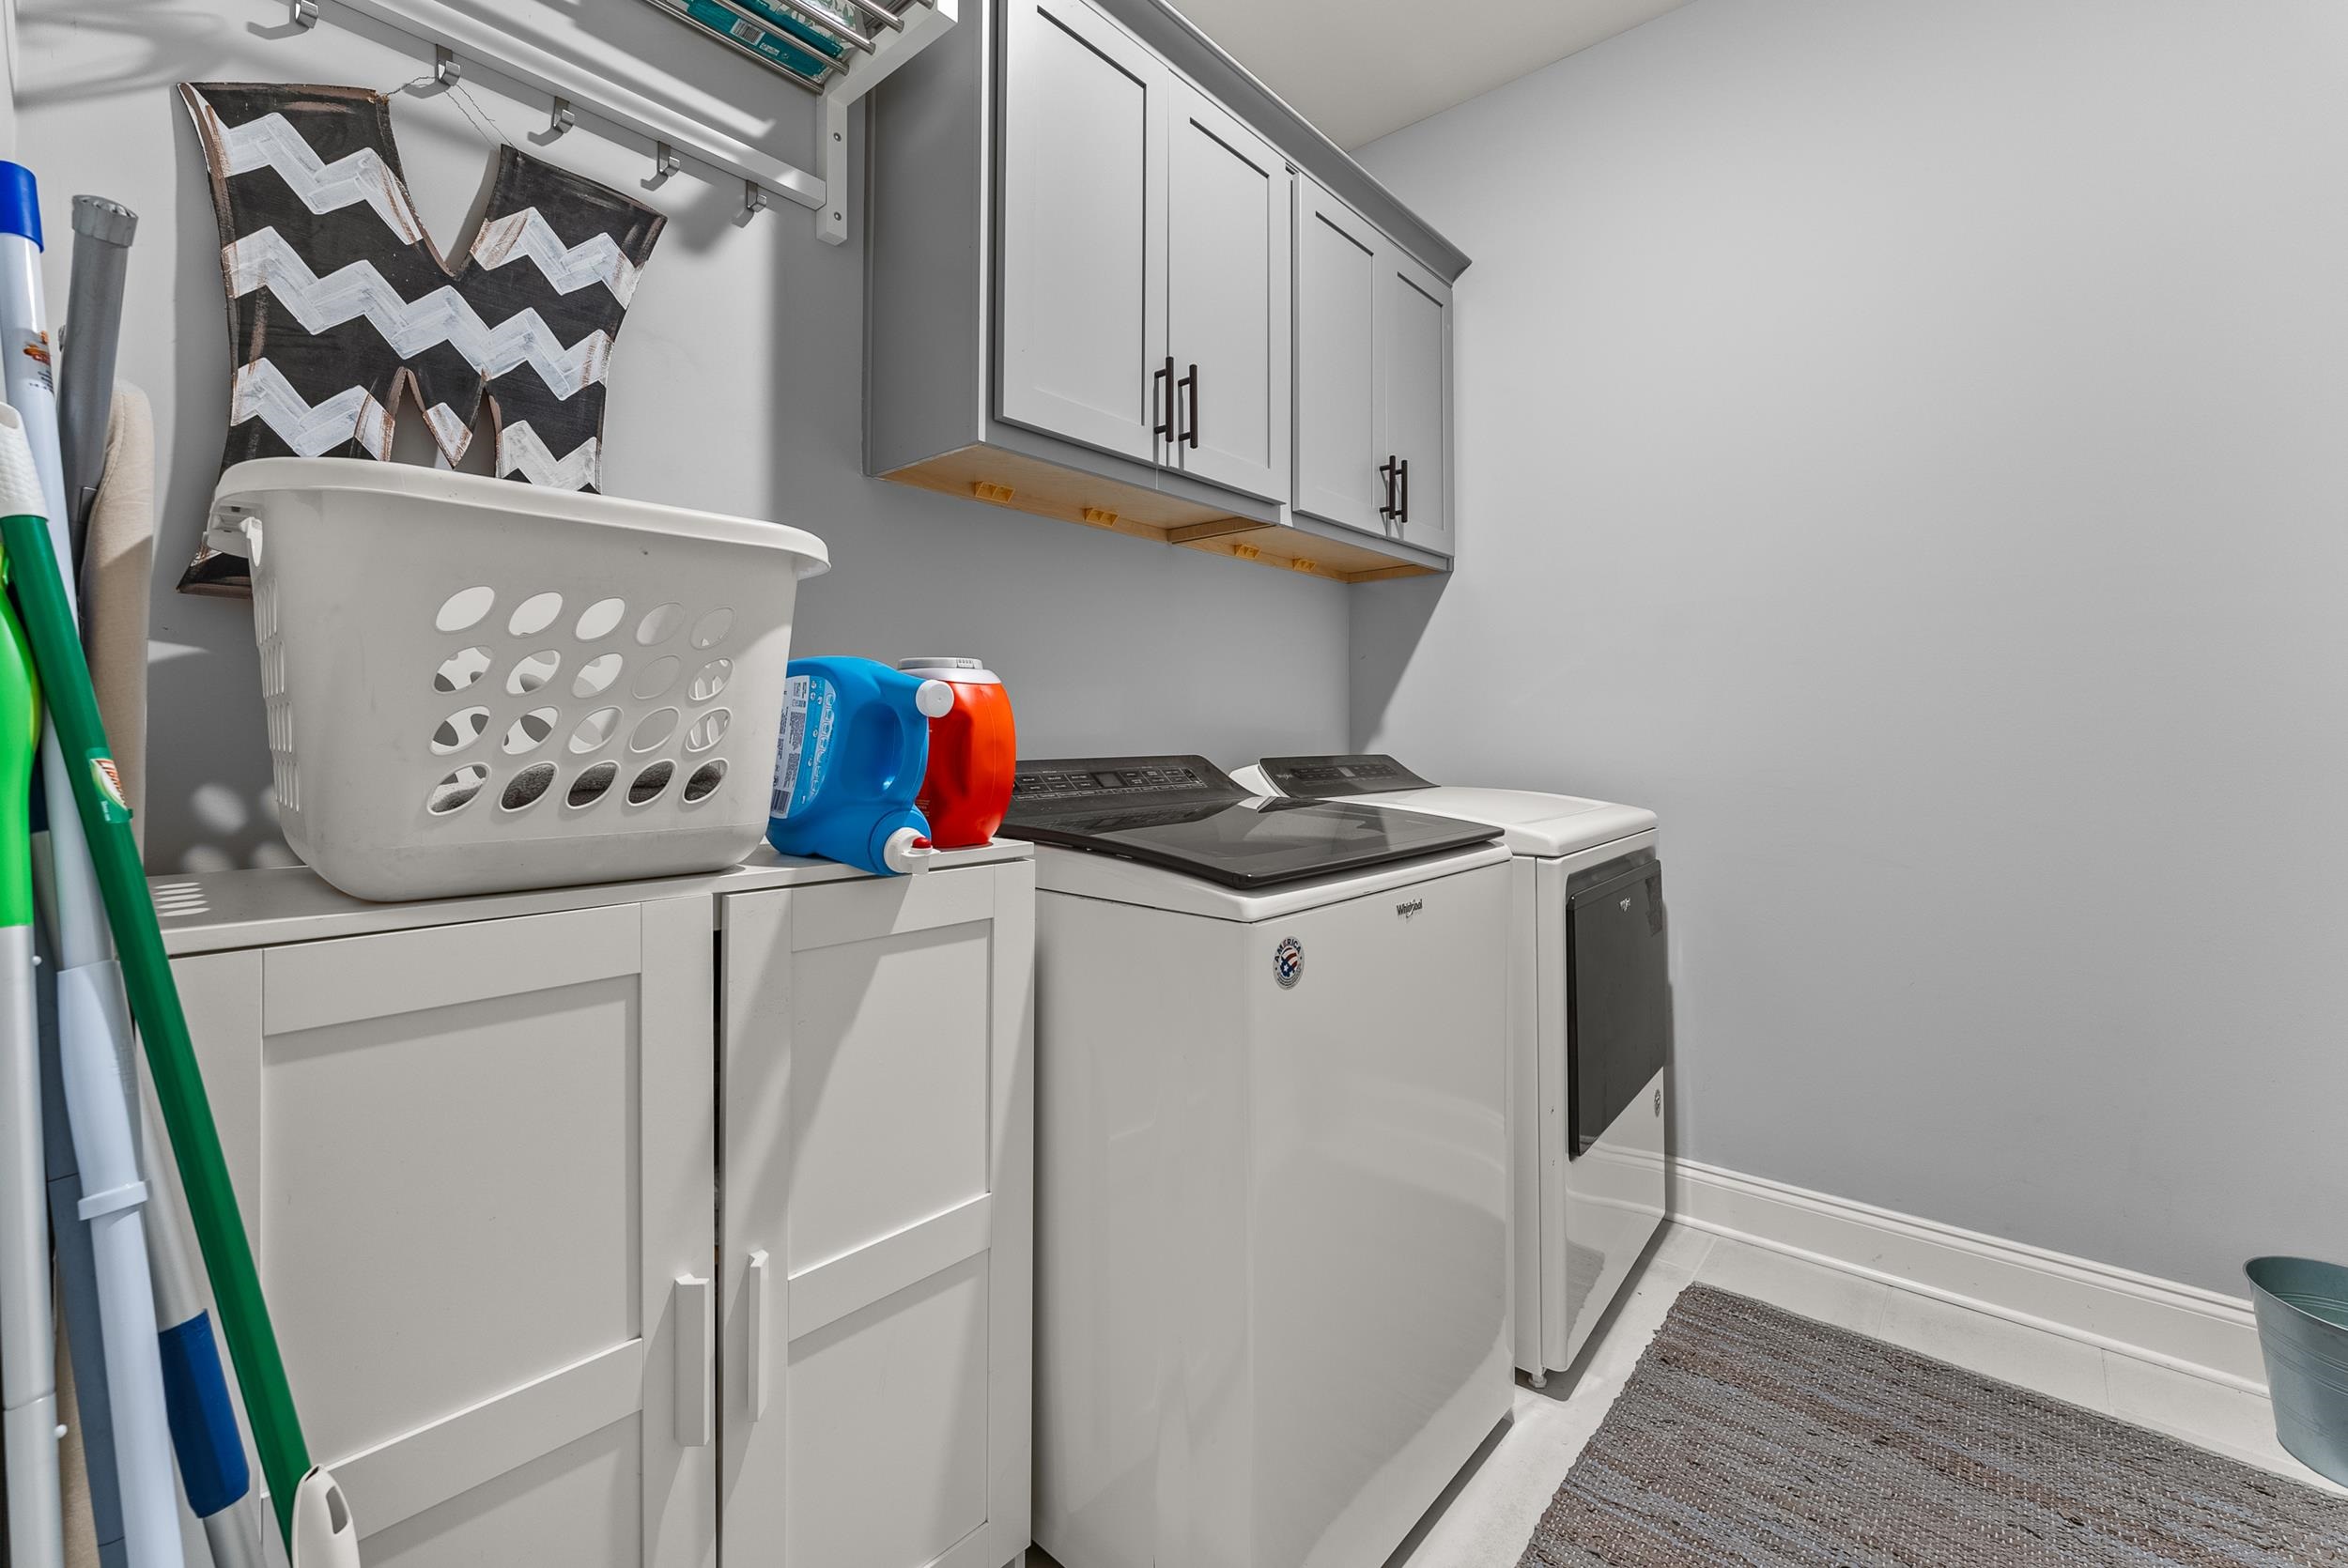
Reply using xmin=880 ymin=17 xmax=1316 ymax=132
xmin=0 ymin=487 xmax=312 ymax=1542
xmin=0 ymin=547 xmax=32 ymax=917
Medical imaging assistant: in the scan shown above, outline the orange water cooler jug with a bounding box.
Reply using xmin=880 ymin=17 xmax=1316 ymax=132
xmin=897 ymin=657 xmax=1017 ymax=848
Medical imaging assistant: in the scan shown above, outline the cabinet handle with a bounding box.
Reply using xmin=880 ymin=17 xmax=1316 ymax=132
xmin=746 ymin=1249 xmax=770 ymax=1422
xmin=1398 ymin=457 xmax=1410 ymax=525
xmin=1378 ymin=456 xmax=1398 ymax=521
xmin=1152 ymin=356 xmax=1174 ymax=443
xmin=1179 ymin=362 xmax=1199 ymax=449
xmin=674 ymin=1275 xmax=712 ymax=1447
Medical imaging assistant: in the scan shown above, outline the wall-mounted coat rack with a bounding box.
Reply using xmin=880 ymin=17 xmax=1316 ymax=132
xmin=295 ymin=0 xmax=955 ymax=245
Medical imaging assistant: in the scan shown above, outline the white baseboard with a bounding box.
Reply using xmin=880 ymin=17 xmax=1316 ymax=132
xmin=1668 ymin=1159 xmax=2267 ymax=1393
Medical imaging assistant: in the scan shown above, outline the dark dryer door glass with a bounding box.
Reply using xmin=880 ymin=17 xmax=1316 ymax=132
xmin=1568 ymin=853 xmax=1669 ymax=1157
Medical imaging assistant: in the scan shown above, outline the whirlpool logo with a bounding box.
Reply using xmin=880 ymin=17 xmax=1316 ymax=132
xmin=1395 ymin=898 xmax=1424 ymax=920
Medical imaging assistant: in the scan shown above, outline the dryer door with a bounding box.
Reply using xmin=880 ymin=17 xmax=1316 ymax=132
xmin=1567 ymin=853 xmax=1669 ymax=1157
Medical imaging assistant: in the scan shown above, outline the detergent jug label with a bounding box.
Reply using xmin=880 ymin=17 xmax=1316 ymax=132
xmin=771 ymin=674 xmax=811 ymax=818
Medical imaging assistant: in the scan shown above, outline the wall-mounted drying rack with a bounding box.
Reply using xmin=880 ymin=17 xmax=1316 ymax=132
xmin=642 ymin=0 xmax=895 ymax=90
xmin=296 ymin=0 xmax=956 ymax=244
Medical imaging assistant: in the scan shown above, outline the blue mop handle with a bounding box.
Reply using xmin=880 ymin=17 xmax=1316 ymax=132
xmin=157 ymin=1312 xmax=248 ymax=1517
xmin=142 ymin=1082 xmax=265 ymax=1562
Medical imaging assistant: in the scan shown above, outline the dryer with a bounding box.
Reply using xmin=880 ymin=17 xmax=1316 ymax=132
xmin=1004 ymin=757 xmax=1514 ymax=1568
xmin=1235 ymin=756 xmax=1667 ymax=1383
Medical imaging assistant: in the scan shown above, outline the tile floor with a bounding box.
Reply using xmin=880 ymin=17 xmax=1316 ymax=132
xmin=1028 ymin=1223 xmax=2344 ymax=1567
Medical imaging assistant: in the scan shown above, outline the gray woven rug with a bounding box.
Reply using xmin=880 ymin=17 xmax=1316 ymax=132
xmin=1521 ymin=1284 xmax=2348 ymax=1566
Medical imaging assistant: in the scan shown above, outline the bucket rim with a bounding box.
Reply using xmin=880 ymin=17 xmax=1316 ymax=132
xmin=2244 ymin=1255 xmax=2348 ymax=1334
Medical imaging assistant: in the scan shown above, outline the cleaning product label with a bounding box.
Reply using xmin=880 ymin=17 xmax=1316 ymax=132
xmin=772 ymin=672 xmax=845 ymax=822
xmin=13 ymin=330 xmax=52 ymax=393
xmin=772 ymin=673 xmax=812 ymax=818
xmin=88 ymin=754 xmax=130 ymax=823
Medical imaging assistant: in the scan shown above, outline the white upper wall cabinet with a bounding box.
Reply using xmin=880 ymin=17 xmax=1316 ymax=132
xmin=1383 ymin=249 xmax=1455 ymax=557
xmin=868 ymin=0 xmax=1469 ymax=583
xmin=999 ymin=0 xmax=1169 ymax=463
xmin=1000 ymin=0 xmax=1288 ymax=501
xmin=1165 ymin=81 xmax=1290 ymax=503
xmin=1294 ymin=177 xmax=1389 ymax=534
xmin=1293 ymin=173 xmax=1455 ymax=558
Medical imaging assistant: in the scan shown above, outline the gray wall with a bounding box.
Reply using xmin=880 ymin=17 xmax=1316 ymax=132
xmin=14 ymin=0 xmax=1349 ymax=872
xmin=1352 ymin=0 xmax=2348 ymax=1293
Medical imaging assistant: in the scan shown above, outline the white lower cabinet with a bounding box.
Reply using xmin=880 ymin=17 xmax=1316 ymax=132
xmin=158 ymin=846 xmax=1034 ymax=1568
xmin=717 ymin=860 xmax=1034 ymax=1568
xmin=175 ymin=899 xmax=718 ymax=1567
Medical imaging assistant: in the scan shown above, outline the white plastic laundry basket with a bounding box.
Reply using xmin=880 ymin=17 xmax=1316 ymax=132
xmin=206 ymin=458 xmax=829 ymax=901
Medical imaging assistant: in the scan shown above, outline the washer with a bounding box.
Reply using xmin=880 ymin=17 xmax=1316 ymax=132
xmin=1005 ymin=756 xmax=1515 ymax=1568
xmin=1234 ymin=755 xmax=1667 ymax=1383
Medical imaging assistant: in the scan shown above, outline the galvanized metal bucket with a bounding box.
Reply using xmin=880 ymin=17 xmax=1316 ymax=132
xmin=2246 ymin=1256 xmax=2348 ymax=1484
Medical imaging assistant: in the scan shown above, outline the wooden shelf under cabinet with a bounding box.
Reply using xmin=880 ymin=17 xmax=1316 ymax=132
xmin=884 ymin=445 xmax=1439 ymax=584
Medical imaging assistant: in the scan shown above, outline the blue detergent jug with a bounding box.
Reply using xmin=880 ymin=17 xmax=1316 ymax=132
xmin=768 ymin=656 xmax=954 ymax=875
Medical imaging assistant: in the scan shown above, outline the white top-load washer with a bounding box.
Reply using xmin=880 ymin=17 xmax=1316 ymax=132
xmin=1234 ymin=756 xmax=1667 ymax=1383
xmin=1004 ymin=757 xmax=1515 ymax=1568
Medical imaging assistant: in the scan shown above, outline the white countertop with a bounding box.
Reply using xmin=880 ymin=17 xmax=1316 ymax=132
xmin=150 ymin=840 xmax=1035 ymax=956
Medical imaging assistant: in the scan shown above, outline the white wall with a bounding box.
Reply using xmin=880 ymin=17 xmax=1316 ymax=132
xmin=1353 ymin=0 xmax=2348 ymax=1294
xmin=14 ymin=0 xmax=1349 ymax=871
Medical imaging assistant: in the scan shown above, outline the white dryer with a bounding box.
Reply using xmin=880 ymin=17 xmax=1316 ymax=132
xmin=1004 ymin=757 xmax=1515 ymax=1568
xmin=1235 ymin=756 xmax=1667 ymax=1383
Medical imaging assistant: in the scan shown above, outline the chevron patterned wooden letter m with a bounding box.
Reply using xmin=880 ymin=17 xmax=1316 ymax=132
xmin=178 ymin=83 xmax=668 ymax=595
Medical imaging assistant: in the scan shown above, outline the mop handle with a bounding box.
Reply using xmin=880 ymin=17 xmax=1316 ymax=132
xmin=0 ymin=550 xmax=61 ymax=1568
xmin=58 ymin=195 xmax=135 ymax=570
xmin=0 ymin=432 xmax=312 ymax=1545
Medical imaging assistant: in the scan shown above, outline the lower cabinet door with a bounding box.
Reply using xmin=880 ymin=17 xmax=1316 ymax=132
xmin=719 ymin=863 xmax=1034 ymax=1568
xmin=171 ymin=899 xmax=718 ymax=1567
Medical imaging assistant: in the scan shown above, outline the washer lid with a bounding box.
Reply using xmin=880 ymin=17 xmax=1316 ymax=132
xmin=1001 ymin=754 xmax=1500 ymax=890
xmin=1255 ymin=755 xmax=1656 ymax=857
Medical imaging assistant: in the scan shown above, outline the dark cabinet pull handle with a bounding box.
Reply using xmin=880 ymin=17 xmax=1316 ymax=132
xmin=1398 ymin=457 xmax=1409 ymax=525
xmin=1152 ymin=356 xmax=1175 ymax=443
xmin=1179 ymin=362 xmax=1199 ymax=449
xmin=1378 ymin=455 xmax=1398 ymax=521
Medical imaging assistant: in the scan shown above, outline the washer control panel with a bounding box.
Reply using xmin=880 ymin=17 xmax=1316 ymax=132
xmin=1012 ymin=756 xmax=1230 ymax=805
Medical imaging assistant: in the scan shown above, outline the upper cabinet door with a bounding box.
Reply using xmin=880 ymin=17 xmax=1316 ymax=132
xmin=1164 ymin=82 xmax=1289 ymax=503
xmin=999 ymin=0 xmax=1168 ymax=464
xmin=1292 ymin=177 xmax=1388 ymax=535
xmin=1383 ymin=252 xmax=1454 ymax=557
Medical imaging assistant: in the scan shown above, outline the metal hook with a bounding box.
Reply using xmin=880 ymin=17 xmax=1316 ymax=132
xmin=653 ymin=142 xmax=683 ymax=182
xmin=289 ymin=0 xmax=319 ymax=26
xmin=433 ymin=46 xmax=462 ymax=86
xmin=548 ymin=97 xmax=575 ymax=136
xmin=744 ymin=181 xmax=770 ymax=216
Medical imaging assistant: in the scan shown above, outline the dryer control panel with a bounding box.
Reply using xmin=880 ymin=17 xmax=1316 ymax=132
xmin=1257 ymin=754 xmax=1436 ymax=799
